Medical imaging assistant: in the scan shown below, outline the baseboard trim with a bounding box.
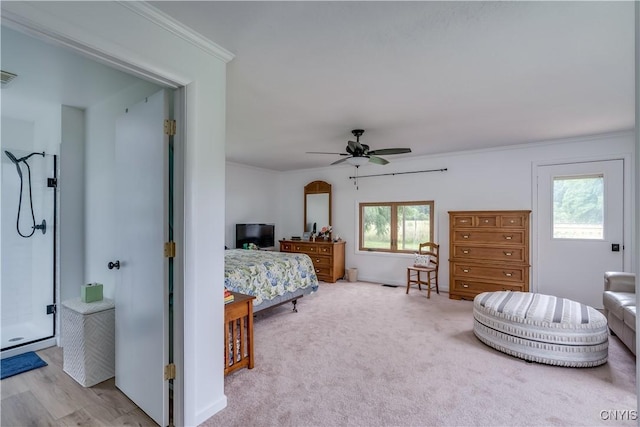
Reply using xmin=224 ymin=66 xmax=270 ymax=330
xmin=192 ymin=395 xmax=227 ymax=426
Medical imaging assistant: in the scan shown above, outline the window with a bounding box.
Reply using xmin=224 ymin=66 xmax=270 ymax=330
xmin=553 ymin=175 xmax=604 ymax=239
xmin=359 ymin=201 xmax=434 ymax=253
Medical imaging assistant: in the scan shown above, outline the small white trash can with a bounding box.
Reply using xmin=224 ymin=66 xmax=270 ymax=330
xmin=347 ymin=268 xmax=358 ymax=282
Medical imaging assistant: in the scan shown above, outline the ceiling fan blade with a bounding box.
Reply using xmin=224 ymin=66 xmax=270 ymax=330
xmin=306 ymin=151 xmax=349 ymax=156
xmin=331 ymin=157 xmax=350 ymax=165
xmin=367 ymin=148 xmax=412 ymax=156
xmin=368 ymin=156 xmax=389 ymax=165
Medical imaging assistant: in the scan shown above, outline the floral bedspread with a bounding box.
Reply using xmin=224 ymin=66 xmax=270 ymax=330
xmin=224 ymin=249 xmax=319 ymax=306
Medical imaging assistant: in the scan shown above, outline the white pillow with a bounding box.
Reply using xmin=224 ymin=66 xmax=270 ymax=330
xmin=414 ymin=253 xmax=431 ymax=267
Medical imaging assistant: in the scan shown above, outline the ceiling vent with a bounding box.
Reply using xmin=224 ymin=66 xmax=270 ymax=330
xmin=1 ymin=70 xmax=18 ymax=88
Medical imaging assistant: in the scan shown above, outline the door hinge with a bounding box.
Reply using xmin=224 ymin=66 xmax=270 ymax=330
xmin=46 ymin=304 xmax=56 ymax=315
xmin=164 ymin=241 xmax=176 ymax=258
xmin=164 ymin=363 xmax=176 ymax=380
xmin=48 ymin=178 xmax=57 ymax=188
xmin=164 ymin=119 xmax=176 ymax=136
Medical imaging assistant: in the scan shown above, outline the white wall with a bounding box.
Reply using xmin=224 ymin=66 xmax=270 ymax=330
xmin=276 ymin=132 xmax=635 ymax=292
xmin=225 ymin=162 xmax=280 ymax=248
xmin=1 ymin=105 xmax=61 ymax=156
xmin=60 ymin=106 xmax=85 ymax=305
xmin=84 ymin=80 xmax=161 ymax=299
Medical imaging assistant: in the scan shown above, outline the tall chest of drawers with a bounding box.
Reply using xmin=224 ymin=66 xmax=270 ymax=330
xmin=448 ymin=210 xmax=531 ymax=300
xmin=279 ymin=240 xmax=345 ymax=283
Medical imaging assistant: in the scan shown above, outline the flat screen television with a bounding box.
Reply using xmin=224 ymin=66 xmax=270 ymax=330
xmin=236 ymin=223 xmax=275 ymax=249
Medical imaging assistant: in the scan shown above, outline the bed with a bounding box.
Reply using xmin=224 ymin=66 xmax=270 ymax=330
xmin=224 ymin=249 xmax=319 ymax=312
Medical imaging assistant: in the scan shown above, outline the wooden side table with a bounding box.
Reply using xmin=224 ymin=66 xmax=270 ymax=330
xmin=224 ymin=291 xmax=255 ymax=376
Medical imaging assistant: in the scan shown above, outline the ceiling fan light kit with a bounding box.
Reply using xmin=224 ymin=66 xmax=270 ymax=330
xmin=345 ymin=156 xmax=369 ymax=166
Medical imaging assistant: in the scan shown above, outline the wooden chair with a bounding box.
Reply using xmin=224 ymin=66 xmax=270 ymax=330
xmin=406 ymin=242 xmax=439 ymax=298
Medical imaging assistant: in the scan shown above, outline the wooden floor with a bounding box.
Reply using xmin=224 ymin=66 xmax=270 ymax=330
xmin=1 ymin=346 xmax=157 ymax=426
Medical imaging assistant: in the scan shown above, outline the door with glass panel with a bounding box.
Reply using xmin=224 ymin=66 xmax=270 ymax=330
xmin=536 ymin=160 xmax=624 ymax=308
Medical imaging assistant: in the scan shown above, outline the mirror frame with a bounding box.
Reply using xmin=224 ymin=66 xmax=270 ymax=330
xmin=304 ymin=180 xmax=332 ymax=234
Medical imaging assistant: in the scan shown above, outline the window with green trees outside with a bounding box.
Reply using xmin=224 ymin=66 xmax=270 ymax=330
xmin=359 ymin=201 xmax=434 ymax=253
xmin=553 ymin=175 xmax=604 ymax=239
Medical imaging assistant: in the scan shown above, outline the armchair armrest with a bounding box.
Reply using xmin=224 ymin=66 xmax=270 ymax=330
xmin=604 ymin=272 xmax=636 ymax=293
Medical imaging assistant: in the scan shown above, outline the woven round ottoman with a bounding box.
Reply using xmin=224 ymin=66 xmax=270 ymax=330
xmin=473 ymin=291 xmax=608 ymax=367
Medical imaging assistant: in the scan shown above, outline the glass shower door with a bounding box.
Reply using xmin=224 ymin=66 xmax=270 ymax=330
xmin=1 ymin=150 xmax=56 ymax=351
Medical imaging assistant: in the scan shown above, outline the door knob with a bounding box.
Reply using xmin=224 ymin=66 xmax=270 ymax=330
xmin=108 ymin=260 xmax=120 ymax=270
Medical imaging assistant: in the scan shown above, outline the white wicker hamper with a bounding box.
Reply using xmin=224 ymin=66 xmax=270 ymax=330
xmin=61 ymin=298 xmax=115 ymax=387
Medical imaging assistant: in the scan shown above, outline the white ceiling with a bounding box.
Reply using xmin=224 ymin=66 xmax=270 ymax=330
xmin=151 ymin=1 xmax=635 ymax=171
xmin=1 ymin=2 xmax=634 ymax=171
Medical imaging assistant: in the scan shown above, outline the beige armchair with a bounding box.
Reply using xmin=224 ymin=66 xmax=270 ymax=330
xmin=603 ymin=272 xmax=636 ymax=354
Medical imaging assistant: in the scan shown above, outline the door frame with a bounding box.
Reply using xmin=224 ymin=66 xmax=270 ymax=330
xmin=171 ymin=87 xmax=186 ymax=426
xmin=3 ymin=14 xmax=186 ymax=427
xmin=531 ymin=153 xmax=635 ymax=294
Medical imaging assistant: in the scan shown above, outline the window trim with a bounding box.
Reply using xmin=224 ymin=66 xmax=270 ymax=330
xmin=358 ymin=200 xmax=435 ymax=253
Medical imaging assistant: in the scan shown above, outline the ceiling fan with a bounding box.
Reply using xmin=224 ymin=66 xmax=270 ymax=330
xmin=307 ymin=129 xmax=412 ymax=166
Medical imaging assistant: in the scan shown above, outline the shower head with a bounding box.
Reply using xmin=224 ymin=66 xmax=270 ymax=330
xmin=5 ymin=150 xmax=19 ymax=163
xmin=4 ymin=150 xmax=22 ymax=179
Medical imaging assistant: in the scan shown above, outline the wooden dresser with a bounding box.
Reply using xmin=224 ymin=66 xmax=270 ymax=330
xmin=280 ymin=240 xmax=345 ymax=283
xmin=448 ymin=210 xmax=531 ymax=300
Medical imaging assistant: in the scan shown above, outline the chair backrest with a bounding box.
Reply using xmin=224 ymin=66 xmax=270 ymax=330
xmin=418 ymin=242 xmax=439 ymax=270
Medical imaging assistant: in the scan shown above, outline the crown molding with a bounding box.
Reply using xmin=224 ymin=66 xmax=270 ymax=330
xmin=1 ymin=6 xmax=182 ymax=88
xmin=117 ymin=1 xmax=234 ymax=64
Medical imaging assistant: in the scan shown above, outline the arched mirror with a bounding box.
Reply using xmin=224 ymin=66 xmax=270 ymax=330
xmin=304 ymin=180 xmax=331 ymax=234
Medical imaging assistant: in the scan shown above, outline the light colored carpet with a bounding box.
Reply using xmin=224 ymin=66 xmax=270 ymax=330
xmin=204 ymin=281 xmax=637 ymax=426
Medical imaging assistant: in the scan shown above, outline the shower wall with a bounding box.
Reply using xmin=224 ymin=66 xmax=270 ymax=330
xmin=2 ymin=119 xmax=37 ymax=329
xmin=1 ymin=116 xmax=57 ymax=352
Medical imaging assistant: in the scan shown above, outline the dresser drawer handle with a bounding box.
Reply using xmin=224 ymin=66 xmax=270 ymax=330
xmin=462 ymin=268 xmax=470 ymax=273
xmin=315 ymin=258 xmax=320 ymax=263
xmin=462 ymin=249 xmax=470 ymax=254
xmin=462 ymin=234 xmax=470 ymax=239
xmin=460 ymin=219 xmax=469 ymax=223
xmin=503 ymin=235 xmax=513 ymax=240
xmin=504 ymin=251 xmax=512 ymax=256
xmin=315 ymin=269 xmax=320 ymax=273
xmin=483 ymin=219 xmax=489 ymax=223
xmin=295 ymin=246 xmax=301 ymax=250
xmin=504 ymin=272 xmax=513 ymax=277
xmin=509 ymin=219 xmax=515 ymax=223
xmin=462 ymin=283 xmax=470 ymax=288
